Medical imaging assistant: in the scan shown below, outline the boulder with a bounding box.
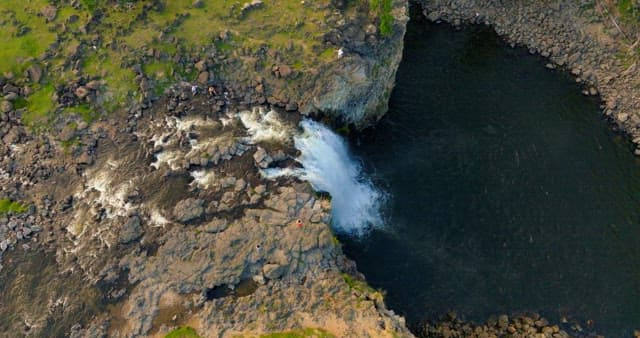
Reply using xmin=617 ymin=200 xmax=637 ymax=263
xmin=252 ymin=147 xmax=273 ymax=169
xmin=0 ymin=101 xmax=12 ymax=113
xmin=119 ymin=216 xmax=143 ymax=244
xmin=173 ymin=198 xmax=204 ymax=222
xmin=27 ymin=65 xmax=43 ymax=83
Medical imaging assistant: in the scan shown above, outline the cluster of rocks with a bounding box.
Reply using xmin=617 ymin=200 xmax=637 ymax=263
xmin=420 ymin=0 xmax=640 ymax=155
xmin=418 ymin=312 xmax=592 ymax=338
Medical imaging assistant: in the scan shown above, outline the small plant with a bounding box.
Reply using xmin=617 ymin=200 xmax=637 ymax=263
xmin=370 ymin=0 xmax=394 ymax=36
xmin=259 ymin=328 xmax=335 ymax=338
xmin=0 ymin=199 xmax=27 ymax=215
xmin=165 ymin=326 xmax=201 ymax=338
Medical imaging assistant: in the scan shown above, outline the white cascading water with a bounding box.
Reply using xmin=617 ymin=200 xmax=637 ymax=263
xmin=263 ymin=119 xmax=385 ymax=236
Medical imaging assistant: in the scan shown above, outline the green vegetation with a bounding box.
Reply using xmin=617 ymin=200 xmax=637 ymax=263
xmin=617 ymin=0 xmax=640 ymax=23
xmin=22 ymin=83 xmax=56 ymax=125
xmin=0 ymin=199 xmax=27 ymax=215
xmin=342 ymin=273 xmax=376 ymax=293
xmin=370 ymin=0 xmax=394 ymax=36
xmin=165 ymin=326 xmax=201 ymax=338
xmin=0 ymin=0 xmax=339 ymax=129
xmin=259 ymin=328 xmax=335 ymax=338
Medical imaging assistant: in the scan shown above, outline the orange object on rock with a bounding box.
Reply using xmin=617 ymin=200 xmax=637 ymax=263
xmin=296 ymin=219 xmax=303 ymax=228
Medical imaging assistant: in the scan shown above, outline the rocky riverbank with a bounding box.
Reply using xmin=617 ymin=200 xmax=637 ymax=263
xmin=0 ymin=1 xmax=413 ymax=336
xmin=419 ymin=0 xmax=640 ymax=154
xmin=0 ymin=79 xmax=413 ymax=337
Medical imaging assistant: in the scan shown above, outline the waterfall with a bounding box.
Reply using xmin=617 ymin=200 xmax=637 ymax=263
xmin=263 ymin=119 xmax=385 ymax=236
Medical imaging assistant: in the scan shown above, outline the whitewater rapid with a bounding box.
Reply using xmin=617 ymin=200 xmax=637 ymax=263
xmin=262 ymin=119 xmax=385 ymax=236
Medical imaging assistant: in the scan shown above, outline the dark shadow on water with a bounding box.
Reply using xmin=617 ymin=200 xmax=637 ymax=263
xmin=342 ymin=10 xmax=640 ymax=337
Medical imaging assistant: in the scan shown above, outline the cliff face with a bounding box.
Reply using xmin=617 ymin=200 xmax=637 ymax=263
xmin=300 ymin=0 xmax=409 ymax=129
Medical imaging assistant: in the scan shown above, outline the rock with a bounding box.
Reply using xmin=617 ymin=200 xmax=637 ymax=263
xmin=86 ymin=80 xmax=101 ymax=90
xmin=75 ymin=86 xmax=89 ymax=99
xmin=194 ymin=60 xmax=207 ymax=71
xmin=118 ymin=216 xmax=143 ymax=244
xmin=2 ymin=84 xmax=19 ymax=95
xmin=262 ymin=263 xmax=285 ymax=279
xmin=252 ymin=147 xmax=273 ymax=169
xmin=4 ymin=92 xmax=18 ymax=101
xmin=203 ymin=218 xmax=229 ymax=233
xmin=0 ymin=100 xmax=12 ymax=113
xmin=27 ymin=65 xmax=43 ymax=83
xmin=197 ymin=71 xmax=209 ymax=84
xmin=41 ymin=5 xmax=57 ymax=22
xmin=498 ymin=315 xmax=509 ymax=328
xmin=278 ymin=65 xmax=292 ymax=78
xmin=76 ymin=152 xmax=93 ymax=165
xmin=173 ymin=198 xmax=204 ymax=222
xmin=59 ymin=125 xmax=77 ymax=142
xmin=241 ymin=0 xmax=263 ymax=15
xmin=192 ymin=0 xmax=204 ymax=8
xmin=285 ymin=102 xmax=298 ymax=111
xmin=617 ymin=112 xmax=629 ymax=123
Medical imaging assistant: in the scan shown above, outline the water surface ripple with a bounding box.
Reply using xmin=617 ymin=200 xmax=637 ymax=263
xmin=344 ymin=19 xmax=640 ymax=337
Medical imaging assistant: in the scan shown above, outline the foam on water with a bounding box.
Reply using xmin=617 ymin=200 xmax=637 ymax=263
xmin=238 ymin=107 xmax=291 ymax=144
xmin=263 ymin=119 xmax=385 ymax=236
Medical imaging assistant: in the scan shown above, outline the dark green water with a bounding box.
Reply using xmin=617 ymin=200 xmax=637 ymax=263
xmin=344 ymin=17 xmax=640 ymax=337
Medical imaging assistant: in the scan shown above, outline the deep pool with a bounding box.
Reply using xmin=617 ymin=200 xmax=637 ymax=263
xmin=342 ymin=14 xmax=640 ymax=337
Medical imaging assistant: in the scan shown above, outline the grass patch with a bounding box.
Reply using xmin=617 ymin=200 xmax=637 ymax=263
xmin=165 ymin=326 xmax=201 ymax=338
xmin=1 ymin=0 xmax=339 ymax=128
xmin=370 ymin=0 xmax=394 ymax=36
xmin=23 ymin=83 xmax=56 ymax=126
xmin=0 ymin=199 xmax=27 ymax=215
xmin=64 ymin=103 xmax=99 ymax=123
xmin=342 ymin=273 xmax=376 ymax=293
xmin=259 ymin=328 xmax=335 ymax=338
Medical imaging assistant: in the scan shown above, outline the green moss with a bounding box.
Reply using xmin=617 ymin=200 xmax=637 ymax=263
xmin=165 ymin=326 xmax=202 ymax=338
xmin=0 ymin=199 xmax=27 ymax=215
xmin=63 ymin=103 xmax=99 ymax=123
xmin=0 ymin=1 xmax=58 ymax=74
xmin=370 ymin=0 xmax=394 ymax=36
xmin=259 ymin=328 xmax=335 ymax=338
xmin=342 ymin=273 xmax=376 ymax=293
xmin=1 ymin=0 xmax=338 ymax=128
xmin=23 ymin=83 xmax=56 ymax=126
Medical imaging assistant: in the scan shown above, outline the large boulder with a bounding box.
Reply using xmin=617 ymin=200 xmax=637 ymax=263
xmin=173 ymin=198 xmax=204 ymax=223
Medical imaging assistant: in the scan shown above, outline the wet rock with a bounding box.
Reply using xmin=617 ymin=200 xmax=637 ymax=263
xmin=0 ymin=101 xmax=12 ymax=113
xmin=173 ymin=198 xmax=204 ymax=222
xmin=119 ymin=216 xmax=143 ymax=244
xmin=253 ymin=147 xmax=273 ymax=169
